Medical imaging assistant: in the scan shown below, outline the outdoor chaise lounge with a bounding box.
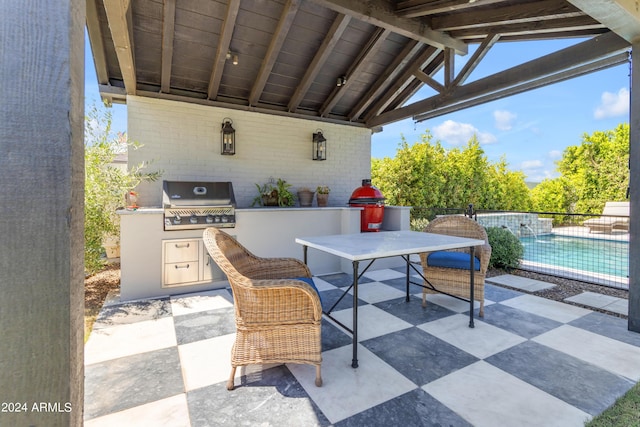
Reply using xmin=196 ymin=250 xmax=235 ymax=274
xmin=202 ymin=227 xmax=323 ymax=390
xmin=583 ymin=201 xmax=629 ymax=233
xmin=420 ymin=216 xmax=492 ymax=317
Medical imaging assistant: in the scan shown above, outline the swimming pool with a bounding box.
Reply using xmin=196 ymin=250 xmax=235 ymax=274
xmin=519 ymin=234 xmax=629 ymax=288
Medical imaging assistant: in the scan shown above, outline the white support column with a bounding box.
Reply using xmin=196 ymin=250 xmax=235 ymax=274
xmin=0 ymin=1 xmax=85 ymax=425
xmin=629 ymin=42 xmax=640 ymax=332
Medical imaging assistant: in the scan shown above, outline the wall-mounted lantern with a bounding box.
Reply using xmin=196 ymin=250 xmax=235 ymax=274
xmin=221 ymin=118 xmax=235 ymax=155
xmin=312 ymin=130 xmax=326 ymax=161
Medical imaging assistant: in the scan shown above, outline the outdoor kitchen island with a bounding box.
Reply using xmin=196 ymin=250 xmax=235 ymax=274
xmin=117 ymin=205 xmax=411 ymax=301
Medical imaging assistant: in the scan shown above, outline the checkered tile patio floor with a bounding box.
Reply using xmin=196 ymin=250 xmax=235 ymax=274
xmin=84 ymin=268 xmax=640 ymax=426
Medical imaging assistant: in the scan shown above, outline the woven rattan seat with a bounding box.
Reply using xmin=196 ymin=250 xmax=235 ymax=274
xmin=203 ymin=228 xmax=322 ymax=390
xmin=419 ymin=216 xmax=492 ymax=317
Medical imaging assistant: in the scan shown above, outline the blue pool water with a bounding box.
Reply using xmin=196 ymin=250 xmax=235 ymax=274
xmin=519 ymin=235 xmax=629 ymax=280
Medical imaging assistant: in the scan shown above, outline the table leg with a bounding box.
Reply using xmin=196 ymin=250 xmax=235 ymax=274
xmin=405 ymin=256 xmax=410 ymax=302
xmin=303 ymin=245 xmax=308 ymax=264
xmin=352 ymin=260 xmax=359 ymax=368
xmin=469 ymin=246 xmax=475 ymax=328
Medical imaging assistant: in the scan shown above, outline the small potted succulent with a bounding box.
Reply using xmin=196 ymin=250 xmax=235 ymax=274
xmin=316 ymin=185 xmax=330 ymax=207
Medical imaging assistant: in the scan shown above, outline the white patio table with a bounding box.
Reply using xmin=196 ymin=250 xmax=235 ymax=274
xmin=295 ymin=230 xmax=485 ymax=368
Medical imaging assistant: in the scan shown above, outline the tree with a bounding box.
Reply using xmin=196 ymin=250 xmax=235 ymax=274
xmin=531 ymin=124 xmax=629 ymax=215
xmin=84 ymin=104 xmax=161 ymax=275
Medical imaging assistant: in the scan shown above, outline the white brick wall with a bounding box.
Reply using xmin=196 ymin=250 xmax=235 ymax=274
xmin=127 ymin=96 xmax=373 ymax=207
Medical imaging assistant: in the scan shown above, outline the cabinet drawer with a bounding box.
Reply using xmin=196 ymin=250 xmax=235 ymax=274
xmin=164 ymin=261 xmax=199 ymax=286
xmin=164 ymin=240 xmax=199 ymax=263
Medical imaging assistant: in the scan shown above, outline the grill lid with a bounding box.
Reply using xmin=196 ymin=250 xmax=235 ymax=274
xmin=162 ymin=181 xmax=236 ymax=207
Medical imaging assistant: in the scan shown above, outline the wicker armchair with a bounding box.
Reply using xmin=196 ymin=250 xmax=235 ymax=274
xmin=202 ymin=228 xmax=323 ymax=390
xmin=419 ymin=216 xmax=492 ymax=317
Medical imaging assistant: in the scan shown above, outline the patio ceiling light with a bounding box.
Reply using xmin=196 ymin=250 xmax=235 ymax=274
xmin=221 ymin=118 xmax=236 ymax=155
xmin=312 ymin=129 xmax=326 ymax=161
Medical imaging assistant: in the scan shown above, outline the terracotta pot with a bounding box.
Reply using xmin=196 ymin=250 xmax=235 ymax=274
xmin=316 ymin=193 xmax=329 ymax=207
xmin=297 ymin=190 xmax=315 ymax=207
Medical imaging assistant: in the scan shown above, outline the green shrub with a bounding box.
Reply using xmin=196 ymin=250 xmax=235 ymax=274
xmin=410 ymin=217 xmax=430 ymax=232
xmin=486 ymin=226 xmax=524 ymax=270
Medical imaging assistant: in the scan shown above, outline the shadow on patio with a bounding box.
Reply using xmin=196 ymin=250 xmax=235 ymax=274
xmin=84 ymin=268 xmax=640 ymax=426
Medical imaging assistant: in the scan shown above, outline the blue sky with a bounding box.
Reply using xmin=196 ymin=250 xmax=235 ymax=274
xmin=85 ymin=35 xmax=630 ymax=183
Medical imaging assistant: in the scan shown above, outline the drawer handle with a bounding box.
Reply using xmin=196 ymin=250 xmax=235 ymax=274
xmin=175 ymin=264 xmax=190 ymax=269
xmin=174 ymin=243 xmax=190 ymax=248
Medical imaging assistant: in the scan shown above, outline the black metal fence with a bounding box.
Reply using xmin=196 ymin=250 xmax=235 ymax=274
xmin=411 ymin=207 xmax=629 ymax=290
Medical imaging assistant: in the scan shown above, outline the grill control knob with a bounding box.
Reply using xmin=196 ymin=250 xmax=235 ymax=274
xmin=189 ymin=215 xmax=198 ymax=224
xmin=206 ymin=214 xmax=214 ymax=224
xmin=173 ymin=214 xmax=182 ymax=224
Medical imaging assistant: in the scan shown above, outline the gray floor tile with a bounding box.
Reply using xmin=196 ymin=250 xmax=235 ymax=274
xmin=320 ymin=288 xmax=367 ymax=312
xmin=84 ymin=347 xmax=184 ymax=420
xmin=569 ymin=312 xmax=640 ymax=347
xmin=173 ymin=306 xmax=236 ymax=345
xmin=362 ymin=327 xmax=478 ymax=386
xmin=317 ymin=272 xmax=373 ymax=288
xmin=321 ymin=318 xmax=353 ymax=351
xmin=484 ymin=283 xmax=524 ymax=302
xmin=187 ymin=366 xmax=330 ymax=427
xmin=334 ymin=388 xmax=473 ymax=427
xmin=481 ymin=303 xmax=562 ymax=339
xmin=94 ymin=298 xmax=171 ymax=328
xmin=374 ymin=295 xmax=457 ymax=326
xmin=486 ymin=341 xmax=635 ymax=415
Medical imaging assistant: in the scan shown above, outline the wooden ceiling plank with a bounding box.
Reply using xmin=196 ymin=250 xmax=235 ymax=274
xmin=86 ymin=0 xmax=109 ymax=85
xmin=207 ymin=0 xmax=241 ymax=100
xmin=288 ymin=13 xmax=351 ymax=112
xmin=414 ymin=70 xmax=445 ymax=93
xmin=432 ymin=0 xmax=584 ymax=31
xmin=320 ymin=27 xmax=391 ymax=117
xmin=414 ymin=51 xmax=630 ymax=122
xmin=368 ymin=31 xmax=630 ymax=127
xmin=249 ymin=0 xmax=300 ymax=106
xmin=396 ymin=0 xmax=507 ymax=18
xmin=349 ymin=39 xmax=422 ymax=121
xmin=161 ymin=0 xmax=176 ymax=94
xmin=103 ymin=0 xmax=137 ymax=95
xmin=452 ymin=32 xmax=501 ymax=87
xmin=569 ymin=0 xmax=640 ymax=43
xmin=308 ymin=0 xmax=467 ymax=54
xmin=363 ymin=45 xmax=441 ymax=121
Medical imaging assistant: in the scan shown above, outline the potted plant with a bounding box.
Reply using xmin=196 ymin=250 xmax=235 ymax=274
xmin=252 ymin=178 xmax=296 ymax=207
xmin=316 ymin=185 xmax=330 ymax=207
xmin=297 ymin=187 xmax=315 ymax=207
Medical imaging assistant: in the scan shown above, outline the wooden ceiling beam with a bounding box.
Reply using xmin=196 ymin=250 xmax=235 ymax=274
xmin=288 ymin=13 xmax=351 ymax=112
xmin=349 ymin=39 xmax=423 ymax=121
xmin=86 ymin=0 xmax=109 ymax=85
xmin=386 ymin=52 xmax=444 ymax=111
xmin=368 ymin=31 xmax=630 ymax=127
xmin=320 ymin=27 xmax=391 ymax=117
xmin=569 ymin=0 xmax=640 ymax=43
xmin=452 ymin=32 xmax=501 ymax=87
xmin=448 ymin=16 xmax=604 ymax=39
xmin=396 ymin=0 xmax=506 ymax=18
xmin=160 ymin=0 xmax=176 ymax=94
xmin=207 ymin=0 xmax=241 ymax=100
xmin=432 ymin=0 xmax=583 ymax=31
xmin=308 ymin=0 xmax=467 ymax=54
xmin=249 ymin=0 xmax=300 ymax=106
xmin=103 ymin=0 xmax=136 ymax=95
xmin=363 ymin=45 xmax=441 ymax=121
xmin=414 ymin=51 xmax=630 ymax=122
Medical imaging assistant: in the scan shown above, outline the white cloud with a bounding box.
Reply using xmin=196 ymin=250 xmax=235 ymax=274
xmin=548 ymin=150 xmax=562 ymax=160
xmin=433 ymin=120 xmax=497 ymax=146
xmin=521 ymin=160 xmax=544 ymax=170
xmin=594 ymin=88 xmax=629 ymax=119
xmin=493 ymin=110 xmax=517 ymax=131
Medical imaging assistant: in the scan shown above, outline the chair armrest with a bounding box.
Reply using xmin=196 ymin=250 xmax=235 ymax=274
xmin=234 ymin=279 xmax=322 ymax=325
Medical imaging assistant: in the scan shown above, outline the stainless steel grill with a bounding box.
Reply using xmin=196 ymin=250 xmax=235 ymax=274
xmin=162 ymin=181 xmax=236 ymax=230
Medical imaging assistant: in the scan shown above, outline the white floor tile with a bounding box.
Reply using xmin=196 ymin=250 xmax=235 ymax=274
xmin=362 ymin=268 xmax=406 ymax=281
xmin=330 ymin=304 xmax=412 ymax=341
xmin=424 ymin=361 xmax=591 ymax=427
xmin=289 ymin=344 xmax=417 ymax=424
xmin=418 ymin=314 xmax=526 ymax=359
xmin=423 ymin=293 xmax=481 ymax=313
xmin=487 ymin=274 xmax=555 ymax=292
xmin=85 ymin=394 xmax=190 ymax=427
xmin=85 ymin=317 xmax=177 ymax=365
xmin=501 ymin=294 xmax=591 ymax=323
xmin=348 ymin=281 xmax=406 ymax=304
xmin=312 ymin=276 xmax=338 ymax=291
xmin=179 ymin=334 xmax=237 ymax=391
xmin=533 ymin=325 xmax=640 ymax=381
xmin=170 ymin=289 xmax=233 ymax=316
